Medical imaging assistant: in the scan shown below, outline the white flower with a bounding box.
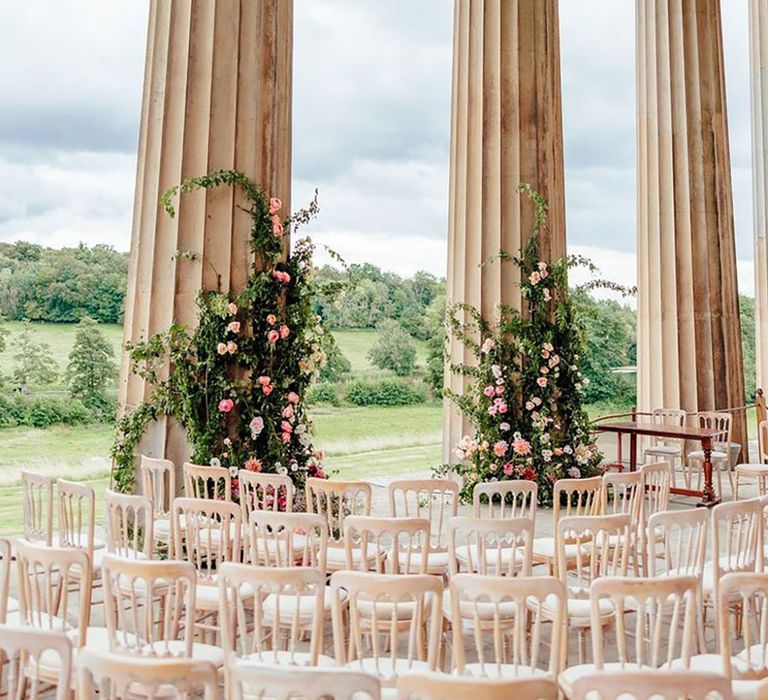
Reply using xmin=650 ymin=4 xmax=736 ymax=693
xmin=568 ymin=467 xmax=581 ymax=478
xmin=540 ymin=433 xmax=551 ymax=444
xmin=229 ymin=466 xmax=239 ymax=478
xmin=277 ymin=466 xmax=288 ymax=476
xmin=499 ymin=422 xmax=511 ymax=432
xmin=542 ymin=449 xmax=553 ymax=462
xmin=563 ymin=445 xmax=573 ymax=455
xmin=210 ymin=458 xmax=221 ymax=467
xmin=224 ymin=437 xmax=232 ymax=447
xmin=491 ymin=364 xmax=502 ymax=379
xmin=481 ymin=338 xmax=495 ymax=354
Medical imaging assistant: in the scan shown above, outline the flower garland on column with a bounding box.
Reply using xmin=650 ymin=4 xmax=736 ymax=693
xmin=111 ymin=170 xmax=335 ymax=498
xmin=437 ymin=185 xmax=604 ymax=506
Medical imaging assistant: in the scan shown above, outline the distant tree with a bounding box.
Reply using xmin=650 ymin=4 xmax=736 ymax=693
xmin=368 ymin=319 xmax=417 ymax=377
xmin=11 ymin=320 xmax=58 ymax=392
xmin=424 ymin=293 xmax=446 ymax=392
xmin=65 ymin=316 xmax=118 ymax=410
xmin=318 ymin=330 xmax=352 ymax=382
xmin=739 ymin=295 xmax=757 ymax=401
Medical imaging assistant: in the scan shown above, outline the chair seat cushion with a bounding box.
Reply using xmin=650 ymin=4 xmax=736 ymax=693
xmin=559 ymin=663 xmax=649 ymax=696
xmin=462 ymin=663 xmax=549 ymax=679
xmin=442 ymin=589 xmax=518 ymax=621
xmin=344 ymin=658 xmax=432 ymax=684
xmin=644 ymin=446 xmax=682 ymax=456
xmin=244 ymin=651 xmax=336 ymax=668
xmin=196 ymin=581 xmax=253 ymax=609
xmin=261 ymin=588 xmax=339 ymax=623
xmin=453 ymin=544 xmax=525 ymax=574
xmin=532 ymin=538 xmax=585 ymax=560
xmin=688 ymin=450 xmax=728 ymax=462
xmin=326 ymin=544 xmax=387 ymax=570
xmin=396 ymin=549 xmax=449 ymax=574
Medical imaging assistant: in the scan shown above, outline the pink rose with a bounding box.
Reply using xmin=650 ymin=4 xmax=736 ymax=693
xmin=495 ymin=385 xmax=505 ymax=395
xmin=262 ymin=384 xmax=274 ymax=396
xmin=282 ymin=405 xmax=294 ymax=419
xmin=537 ymin=377 xmax=548 ymax=387
xmin=272 ymin=220 xmax=284 ymax=238
xmin=217 ymin=342 xmax=228 ymax=355
xmin=525 ymin=401 xmax=535 ymax=411
xmin=226 ymin=341 xmax=238 ymax=354
xmin=287 ymin=392 xmax=300 ymax=404
xmin=266 ymin=314 xmax=276 ymax=326
xmin=493 ymin=440 xmax=508 ymax=458
xmin=249 ymin=416 xmax=264 ymax=437
xmin=281 ymin=420 xmax=293 ymax=433
xmin=279 ymin=324 xmax=290 ymax=339
xmin=488 ymin=405 xmax=498 ymax=416
xmin=540 ymin=366 xmax=549 ymax=374
xmin=227 ymin=321 xmax=240 ymax=334
xmin=269 ymin=197 xmax=282 ymax=214
xmin=529 ymin=271 xmax=541 ymax=285
xmin=267 ymin=330 xmax=279 ymax=343
xmin=283 ymin=272 xmax=291 ymax=284
xmin=503 ymin=463 xmax=515 ymax=476
xmin=512 ymin=437 xmax=532 ymax=456
xmin=537 ymin=261 xmax=547 ymax=272
xmin=258 ymin=376 xmax=271 ymax=386
xmin=218 ymin=399 xmax=234 ymax=414
xmin=541 ymin=269 xmax=549 ymax=279
xmin=483 ymin=386 xmax=495 ymax=398
xmin=281 ymin=432 xmax=291 ymax=444
xmin=497 ymin=402 xmax=508 ymax=414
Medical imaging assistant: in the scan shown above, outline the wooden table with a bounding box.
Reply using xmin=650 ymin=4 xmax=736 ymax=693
xmin=594 ymin=421 xmax=723 ymax=506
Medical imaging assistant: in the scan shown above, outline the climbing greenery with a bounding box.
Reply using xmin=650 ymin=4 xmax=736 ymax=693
xmin=435 ymin=185 xmax=604 ymax=507
xmin=111 ymin=169 xmax=333 ymax=493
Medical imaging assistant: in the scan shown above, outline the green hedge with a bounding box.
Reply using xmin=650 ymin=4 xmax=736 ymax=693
xmin=0 ymin=395 xmax=99 ymax=428
xmin=345 ymin=379 xmax=424 ymax=407
xmin=307 ymin=383 xmax=341 ymax=406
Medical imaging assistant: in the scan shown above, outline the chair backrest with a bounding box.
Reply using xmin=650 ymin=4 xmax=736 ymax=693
xmin=229 ymin=665 xmax=381 ymax=700
xmin=21 ymin=470 xmax=55 ymax=544
xmin=102 ymin=555 xmax=196 ymax=658
xmin=239 ymin=471 xmax=294 ymax=520
xmin=552 ymin=476 xmax=603 ymax=522
xmin=0 ymin=538 xmax=11 ymax=623
xmin=695 ymin=411 xmax=732 ymax=447
xmin=57 ymin=479 xmax=95 ymax=554
xmin=602 ymin=470 xmax=643 ymax=519
xmin=472 ymin=480 xmax=537 ymax=522
xmin=760 ymin=420 xmax=768 ymax=465
xmin=183 ymin=462 xmax=231 ymax=500
xmin=388 ymin=479 xmax=459 ymax=554
xmin=590 ymin=576 xmax=699 ymax=669
xmin=397 ymin=675 xmax=557 ymax=700
xmin=15 ymin=539 xmax=91 ymax=643
xmin=329 ymin=571 xmax=443 ymax=681
xmin=0 ymin=624 xmax=72 ymax=700
xmin=447 ymin=515 xmax=534 ymax=576
xmin=172 ymin=497 xmax=242 ymax=586
xmin=449 ymin=573 xmax=565 ymax=678
xmin=249 ymin=510 xmax=328 ymax=573
xmin=647 ymin=508 xmax=708 ymax=581
xmin=639 ymin=461 xmax=672 ymax=522
xmin=77 ymin=647 xmax=219 ymax=700
xmin=711 ymin=498 xmax=762 ymax=601
xmin=343 ymin=516 xmax=431 ymax=574
xmin=305 ymin=478 xmax=372 ymax=544
xmin=649 ymin=408 xmax=687 ymax=447
xmin=718 ymin=572 xmax=768 ymax=680
xmin=140 ymin=455 xmax=176 ymax=517
xmin=219 ymin=562 xmax=326 ymax=667
xmin=557 ymin=514 xmax=631 ymax=594
xmin=104 ymin=489 xmax=153 ymax=560
xmin=569 ymin=671 xmax=732 ymax=700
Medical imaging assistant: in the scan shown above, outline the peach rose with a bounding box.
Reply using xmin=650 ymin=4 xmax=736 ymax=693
xmin=227 ymin=302 xmax=238 ymax=315
xmin=287 ymin=392 xmax=300 ymax=404
xmin=245 ymin=457 xmax=262 ymax=472
xmin=262 ymin=384 xmax=274 ymax=396
xmin=279 ymin=324 xmax=290 ymax=339
xmin=227 ymin=321 xmax=240 ymax=334
xmin=217 ymin=342 xmax=228 ymax=355
xmin=226 ymin=341 xmax=237 ymax=354
xmin=269 ymin=197 xmax=282 ymax=214
xmin=266 ymin=314 xmax=277 ymax=326
xmin=257 ymin=375 xmax=271 ymax=386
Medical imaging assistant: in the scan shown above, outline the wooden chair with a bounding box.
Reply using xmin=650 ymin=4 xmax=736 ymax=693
xmin=569 ymin=671 xmax=732 ymax=700
xmin=101 ymin=554 xmax=223 ymax=667
xmin=554 ymin=514 xmax=631 ymax=665
xmin=21 ymin=470 xmax=55 ymax=545
xmin=472 ymin=480 xmax=537 ymax=522
xmin=343 ymin=516 xmax=430 ymax=574
xmin=760 ymin=421 xmax=768 ymax=464
xmin=172 ymin=497 xmax=242 ymax=641
xmin=637 ymin=461 xmax=673 ymax=574
xmin=229 ymin=664 xmax=381 ymax=700
xmin=398 ymin=674 xmax=558 ymax=700
xmin=249 ymin=510 xmax=328 ymax=571
xmin=643 ymin=408 xmax=687 ymax=487
xmin=239 ymin=471 xmax=294 ymax=524
xmin=305 ymin=478 xmax=372 ymax=572
xmin=687 ymin=411 xmax=735 ymax=499
xmin=0 ymin=624 xmax=72 ymax=700
xmin=735 ymin=462 xmax=768 ymax=500
xmin=559 ymin=575 xmax=700 ymax=696
xmin=0 ymin=538 xmax=17 ymax=624
xmin=602 ymin=471 xmax=644 ymax=573
xmin=448 ymin=573 xmax=565 ymax=680
xmin=77 ymin=647 xmax=219 ymax=700
xmin=532 ymin=476 xmax=603 ymax=575
xmin=388 ymin=479 xmax=459 ymax=576
xmin=218 ymin=562 xmax=333 ymax=671
xmin=183 ymin=462 xmax=232 ymax=500
xmin=140 ymin=454 xmax=176 ymax=555
xmin=329 ymin=571 xmax=443 ymax=687
xmin=104 ymin=489 xmax=153 ymax=560
xmin=447 ymin=515 xmax=534 ymax=576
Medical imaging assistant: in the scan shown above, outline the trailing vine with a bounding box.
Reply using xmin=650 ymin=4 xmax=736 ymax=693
xmin=111 ymin=169 xmax=335 ymax=496
xmin=435 ymin=184 xmax=605 ymax=506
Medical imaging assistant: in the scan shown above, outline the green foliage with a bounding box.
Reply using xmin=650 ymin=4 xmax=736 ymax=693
xmin=424 ymin=293 xmax=447 ymax=392
xmin=11 ymin=320 xmax=58 ymax=391
xmin=0 ymin=395 xmax=92 ymax=428
xmin=306 ymin=382 xmax=340 ymax=406
xmin=112 ymin=170 xmax=334 ymax=492
xmin=0 ymin=242 xmax=127 ymax=323
xmin=367 ymin=319 xmax=417 ymax=377
xmin=66 ymin=316 xmax=118 ymax=410
xmin=740 ymin=295 xmax=757 ymax=401
xmin=345 ymin=378 xmax=424 ymax=407
xmin=437 ymin=185 xmax=603 ymax=506
xmin=318 ymin=331 xmax=351 ymax=382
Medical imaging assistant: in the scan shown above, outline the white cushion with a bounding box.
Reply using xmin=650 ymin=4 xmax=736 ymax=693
xmin=532 ymin=538 xmax=586 ymax=560
xmin=559 ymin=663 xmax=649 ymax=696
xmin=326 ymin=544 xmax=387 ymax=570
xmin=244 ymin=651 xmax=336 ymax=668
xmin=645 ymin=446 xmax=682 ymax=456
xmin=344 ymin=658 xmax=432 ymax=683
xmin=462 ymin=664 xmax=549 ymax=679
xmin=261 ymin=587 xmax=340 ymax=623
xmin=442 ymin=589 xmax=518 ymax=621
xmin=195 ymin=581 xmax=253 ymax=610
xmin=396 ymin=549 xmax=449 ymax=574
xmin=454 ymin=544 xmax=525 ymax=574
xmin=565 ymin=596 xmax=615 ymax=622
xmin=731 ymin=680 xmax=760 ymax=700
xmin=688 ymin=450 xmax=728 ymax=462
xmin=144 ymin=640 xmax=224 ymax=666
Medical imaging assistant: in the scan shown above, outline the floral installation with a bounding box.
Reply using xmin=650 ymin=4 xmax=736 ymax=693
xmin=111 ymin=170 xmax=338 ymax=497
xmin=435 ymin=185 xmax=603 ymax=506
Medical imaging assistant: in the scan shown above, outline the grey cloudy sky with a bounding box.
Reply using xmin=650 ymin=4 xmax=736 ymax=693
xmin=0 ymin=1 xmax=756 ymax=294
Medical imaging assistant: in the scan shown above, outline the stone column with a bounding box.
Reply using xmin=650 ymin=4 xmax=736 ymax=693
xmin=636 ymin=0 xmax=746 ymax=454
xmin=118 ymin=0 xmax=293 ymax=470
xmin=443 ymin=0 xmax=566 ymax=461
xmin=751 ymin=0 xmax=768 ymax=394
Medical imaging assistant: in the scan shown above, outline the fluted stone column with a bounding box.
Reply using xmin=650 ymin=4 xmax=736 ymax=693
xmin=443 ymin=0 xmax=566 ymax=461
xmin=119 ymin=0 xmax=293 ymax=471
xmin=636 ymin=0 xmax=746 ymax=454
xmin=751 ymin=0 xmax=768 ymax=393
